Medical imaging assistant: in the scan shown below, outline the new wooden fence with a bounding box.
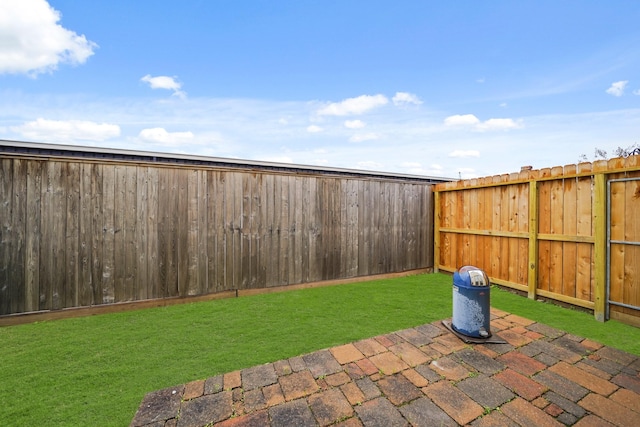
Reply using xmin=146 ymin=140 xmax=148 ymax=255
xmin=0 ymin=146 xmax=439 ymax=318
xmin=434 ymin=156 xmax=640 ymax=324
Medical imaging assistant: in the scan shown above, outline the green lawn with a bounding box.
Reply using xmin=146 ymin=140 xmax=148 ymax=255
xmin=1 ymin=273 xmax=638 ymax=426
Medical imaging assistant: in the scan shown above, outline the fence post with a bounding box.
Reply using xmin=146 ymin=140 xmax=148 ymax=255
xmin=433 ymin=190 xmax=440 ymax=273
xmin=527 ymin=180 xmax=538 ymax=300
xmin=593 ymin=172 xmax=607 ymax=322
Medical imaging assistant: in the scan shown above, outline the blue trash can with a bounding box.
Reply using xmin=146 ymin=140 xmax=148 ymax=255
xmin=452 ymin=266 xmax=491 ymax=338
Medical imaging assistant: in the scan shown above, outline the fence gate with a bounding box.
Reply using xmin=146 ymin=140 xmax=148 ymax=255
xmin=607 ymin=177 xmax=640 ymax=321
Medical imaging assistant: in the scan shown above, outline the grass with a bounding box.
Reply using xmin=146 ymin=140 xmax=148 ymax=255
xmin=1 ymin=273 xmax=638 ymax=426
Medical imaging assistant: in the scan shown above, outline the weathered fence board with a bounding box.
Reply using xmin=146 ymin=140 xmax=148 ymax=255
xmin=0 ymin=150 xmax=437 ymax=317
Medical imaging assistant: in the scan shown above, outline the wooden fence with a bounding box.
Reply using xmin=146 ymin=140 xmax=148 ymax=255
xmin=0 ymin=145 xmax=439 ymax=317
xmin=434 ymin=156 xmax=640 ymax=324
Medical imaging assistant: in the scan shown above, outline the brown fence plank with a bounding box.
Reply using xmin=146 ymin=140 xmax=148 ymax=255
xmin=65 ymin=161 xmax=80 ymax=308
xmin=25 ymin=160 xmax=42 ymax=312
xmin=1 ymin=159 xmax=15 ymax=315
xmin=101 ymin=165 xmax=116 ymax=304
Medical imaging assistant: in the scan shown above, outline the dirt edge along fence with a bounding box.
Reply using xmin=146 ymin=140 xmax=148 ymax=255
xmin=0 ymin=141 xmax=445 ymax=319
xmin=434 ymin=155 xmax=640 ymax=324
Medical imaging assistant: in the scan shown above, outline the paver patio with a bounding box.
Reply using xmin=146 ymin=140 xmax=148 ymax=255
xmin=131 ymin=309 xmax=640 ymax=426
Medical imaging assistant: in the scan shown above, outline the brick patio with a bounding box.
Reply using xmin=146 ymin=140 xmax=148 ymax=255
xmin=131 ymin=309 xmax=640 ymax=426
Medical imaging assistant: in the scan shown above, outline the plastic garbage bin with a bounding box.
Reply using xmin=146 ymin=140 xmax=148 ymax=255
xmin=452 ymin=265 xmax=491 ymax=338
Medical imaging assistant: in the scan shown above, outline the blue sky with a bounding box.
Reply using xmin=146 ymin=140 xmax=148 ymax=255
xmin=1 ymin=0 xmax=639 ymax=178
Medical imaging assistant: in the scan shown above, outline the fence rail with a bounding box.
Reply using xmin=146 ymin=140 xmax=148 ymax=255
xmin=434 ymin=156 xmax=640 ymax=323
xmin=1 ymin=147 xmax=437 ymax=317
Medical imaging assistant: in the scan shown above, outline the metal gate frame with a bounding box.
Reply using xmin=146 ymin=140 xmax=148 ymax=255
xmin=606 ymin=176 xmax=640 ymax=319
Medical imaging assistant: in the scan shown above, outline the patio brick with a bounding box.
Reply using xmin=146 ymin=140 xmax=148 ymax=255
xmin=423 ymin=380 xmax=484 ymax=425
xmin=456 ymin=375 xmax=515 ymax=408
xmin=497 ymin=328 xmax=534 ymax=347
xmin=389 ymin=342 xmax=430 ymax=367
xmin=262 ymin=383 xmax=285 ymax=407
xmin=303 ymin=350 xmax=342 ymax=378
xmin=544 ymin=391 xmax=587 ymax=418
xmin=455 ymin=347 xmax=505 ymax=375
xmin=182 ymin=380 xmax=205 ymax=401
xmin=130 ymin=385 xmax=184 ymax=427
xmin=549 ymin=362 xmax=618 ymax=396
xmin=308 ymin=388 xmax=354 ymax=427
xmin=224 ymin=370 xmax=242 ymax=390
xmin=429 ymin=356 xmax=470 ymax=381
xmin=579 ymin=392 xmax=640 ymax=426
xmin=399 ymin=397 xmax=457 ymax=427
xmin=355 ymin=357 xmax=379 ymax=376
xmin=354 ymin=397 xmax=408 ymax=427
xmin=269 ymin=398 xmax=316 ymax=427
xmin=500 ymin=397 xmax=563 ymax=427
xmin=215 ymin=410 xmax=269 ymax=427
xmin=353 ymin=338 xmax=387 ymax=356
xmin=241 ymin=363 xmax=277 ymax=391
xmin=493 ymin=368 xmax=547 ymax=401
xmin=401 ymin=368 xmax=430 ymax=388
xmin=376 ymin=373 xmax=422 ymax=406
xmin=395 ymin=327 xmax=433 ymax=347
xmin=369 ymin=351 xmax=409 ymax=375
xmin=330 ymin=343 xmax=365 ymax=365
xmin=278 ymin=370 xmax=318 ymax=401
xmin=177 ymin=392 xmax=233 ymax=427
xmin=355 ymin=377 xmax=382 ymax=400
xmin=534 ymin=370 xmax=589 ymax=402
xmin=610 ymin=388 xmax=640 ymax=413
xmin=325 ymin=371 xmax=351 ymax=387
xmin=340 ymin=381 xmax=365 ymax=405
xmin=498 ymin=350 xmax=547 ymax=376
xmin=204 ymin=375 xmax=223 ymax=395
xmin=612 ymin=373 xmax=640 ymax=395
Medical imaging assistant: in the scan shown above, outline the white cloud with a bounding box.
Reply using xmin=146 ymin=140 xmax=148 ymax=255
xmin=449 ymin=150 xmax=480 ymax=158
xmin=476 ymin=118 xmax=523 ymax=131
xmin=606 ymin=80 xmax=628 ymax=97
xmin=444 ymin=114 xmax=522 ymax=131
xmin=444 ymin=114 xmax=481 ymax=126
xmin=392 ymin=92 xmax=422 ymax=106
xmin=12 ymin=118 xmax=119 ymax=141
xmin=344 ymin=120 xmax=365 ymax=129
xmin=141 ymin=74 xmax=186 ymax=98
xmin=138 ymin=127 xmax=194 ymax=145
xmin=349 ymin=133 xmax=380 ymax=143
xmin=317 ymin=94 xmax=388 ymax=116
xmin=306 ymin=125 xmax=323 ymax=133
xmin=0 ymin=0 xmax=97 ymax=76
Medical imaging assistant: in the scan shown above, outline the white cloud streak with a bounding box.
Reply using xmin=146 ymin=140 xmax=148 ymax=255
xmin=444 ymin=114 xmax=481 ymax=126
xmin=141 ymin=74 xmax=186 ymax=98
xmin=12 ymin=118 xmax=120 ymax=142
xmin=138 ymin=128 xmax=194 ymax=145
xmin=306 ymin=125 xmax=323 ymax=133
xmin=344 ymin=120 xmax=365 ymax=129
xmin=0 ymin=0 xmax=97 ymax=76
xmin=444 ymin=114 xmax=522 ymax=131
xmin=317 ymin=94 xmax=388 ymax=116
xmin=606 ymin=80 xmax=628 ymax=97
xmin=392 ymin=92 xmax=422 ymax=106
